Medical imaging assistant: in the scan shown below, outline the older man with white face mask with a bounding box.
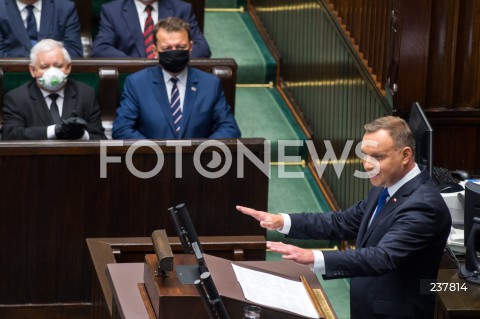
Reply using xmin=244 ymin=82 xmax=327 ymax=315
xmin=2 ymin=39 xmax=106 ymax=140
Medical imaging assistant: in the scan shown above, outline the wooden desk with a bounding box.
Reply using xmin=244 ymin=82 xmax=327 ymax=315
xmin=435 ymin=269 xmax=480 ymax=318
xmin=107 ymin=263 xmax=150 ymax=319
xmin=88 ymin=236 xmax=267 ymax=319
xmin=107 ymin=255 xmax=337 ymax=319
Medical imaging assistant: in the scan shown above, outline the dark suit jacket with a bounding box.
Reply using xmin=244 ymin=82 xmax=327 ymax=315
xmin=0 ymin=0 xmax=83 ymax=58
xmin=92 ymin=0 xmax=211 ymax=58
xmin=288 ymin=167 xmax=452 ymax=319
xmin=112 ymin=66 xmax=240 ymax=139
xmin=2 ymin=79 xmax=106 ymax=140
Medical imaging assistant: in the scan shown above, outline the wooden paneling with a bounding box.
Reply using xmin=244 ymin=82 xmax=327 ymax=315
xmin=452 ymin=0 xmax=480 ymax=109
xmin=390 ymin=0 xmax=433 ymax=115
xmin=0 ymin=139 xmax=268 ymax=311
xmin=425 ymin=0 xmax=458 ymax=109
xmin=252 ymin=0 xmax=480 ymax=176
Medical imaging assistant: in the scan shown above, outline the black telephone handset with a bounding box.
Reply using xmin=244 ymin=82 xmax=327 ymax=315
xmin=459 ymin=217 xmax=480 ymax=284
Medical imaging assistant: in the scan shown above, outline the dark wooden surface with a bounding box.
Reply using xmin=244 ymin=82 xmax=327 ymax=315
xmin=107 ymin=254 xmax=335 ymax=319
xmin=435 ymin=269 xmax=480 ymax=319
xmin=384 ymin=0 xmax=480 ymax=174
xmin=88 ymin=236 xmax=267 ymax=319
xmin=0 ymin=139 xmax=268 ymax=315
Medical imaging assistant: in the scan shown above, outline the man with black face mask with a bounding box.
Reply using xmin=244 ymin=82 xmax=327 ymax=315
xmin=112 ymin=17 xmax=241 ymax=139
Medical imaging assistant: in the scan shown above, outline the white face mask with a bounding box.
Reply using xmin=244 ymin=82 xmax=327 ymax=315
xmin=38 ymin=67 xmax=67 ymax=92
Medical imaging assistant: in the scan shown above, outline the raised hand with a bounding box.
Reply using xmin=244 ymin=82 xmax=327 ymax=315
xmin=236 ymin=205 xmax=284 ymax=230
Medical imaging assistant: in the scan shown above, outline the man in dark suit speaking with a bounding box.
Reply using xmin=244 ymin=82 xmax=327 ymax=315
xmin=92 ymin=0 xmax=210 ymax=58
xmin=237 ymin=116 xmax=452 ymax=319
xmin=2 ymin=39 xmax=106 ymax=140
xmin=112 ymin=17 xmax=240 ymax=140
xmin=0 ymin=0 xmax=83 ymax=58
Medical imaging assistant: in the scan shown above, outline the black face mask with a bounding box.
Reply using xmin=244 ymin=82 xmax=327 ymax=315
xmin=158 ymin=50 xmax=190 ymax=73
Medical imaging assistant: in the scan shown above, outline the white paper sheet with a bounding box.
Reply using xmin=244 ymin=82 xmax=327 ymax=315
xmin=232 ymin=264 xmax=320 ymax=318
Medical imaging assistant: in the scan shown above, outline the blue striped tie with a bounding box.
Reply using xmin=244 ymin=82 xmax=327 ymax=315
xmin=170 ymin=78 xmax=182 ymax=133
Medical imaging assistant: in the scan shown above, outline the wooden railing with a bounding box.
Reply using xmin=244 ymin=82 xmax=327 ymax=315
xmin=326 ymin=0 xmax=392 ymax=92
xmin=251 ymin=0 xmax=480 ymax=187
xmin=329 ymin=0 xmax=480 ymax=174
xmin=249 ymin=0 xmax=391 ymax=207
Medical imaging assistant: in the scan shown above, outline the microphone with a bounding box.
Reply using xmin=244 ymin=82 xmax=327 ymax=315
xmin=195 ymin=272 xmax=230 ymax=319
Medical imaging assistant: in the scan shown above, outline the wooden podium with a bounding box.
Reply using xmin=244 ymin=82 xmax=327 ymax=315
xmin=143 ymin=254 xmax=209 ymax=319
xmin=107 ymin=253 xmax=337 ymax=319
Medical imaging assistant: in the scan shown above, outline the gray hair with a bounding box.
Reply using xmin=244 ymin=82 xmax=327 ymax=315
xmin=29 ymin=39 xmax=71 ymax=66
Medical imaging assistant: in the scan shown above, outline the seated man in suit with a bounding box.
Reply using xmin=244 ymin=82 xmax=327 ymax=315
xmin=237 ymin=116 xmax=452 ymax=319
xmin=92 ymin=0 xmax=211 ymax=58
xmin=0 ymin=0 xmax=83 ymax=58
xmin=112 ymin=17 xmax=240 ymax=139
xmin=2 ymin=39 xmax=106 ymax=140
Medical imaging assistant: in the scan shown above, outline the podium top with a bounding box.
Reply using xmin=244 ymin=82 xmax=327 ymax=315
xmin=107 ymin=254 xmax=337 ymax=319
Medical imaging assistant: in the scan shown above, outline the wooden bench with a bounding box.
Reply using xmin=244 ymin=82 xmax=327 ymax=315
xmin=0 ymin=58 xmax=237 ymax=135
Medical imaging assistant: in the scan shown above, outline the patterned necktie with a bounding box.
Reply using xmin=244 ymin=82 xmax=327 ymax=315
xmin=170 ymin=78 xmax=182 ymax=133
xmin=49 ymin=94 xmax=61 ymax=124
xmin=143 ymin=5 xmax=155 ymax=59
xmin=26 ymin=5 xmax=38 ymax=46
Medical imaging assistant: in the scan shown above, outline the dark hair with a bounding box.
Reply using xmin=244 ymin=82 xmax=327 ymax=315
xmin=153 ymin=17 xmax=191 ymax=46
xmin=364 ymin=116 xmax=416 ymax=154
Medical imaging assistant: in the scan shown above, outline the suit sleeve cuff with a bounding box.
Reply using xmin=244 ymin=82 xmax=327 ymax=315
xmin=278 ymin=213 xmax=291 ymax=234
xmin=47 ymin=125 xmax=56 ymax=139
xmin=80 ymin=131 xmax=90 ymax=140
xmin=310 ymin=250 xmax=326 ymax=275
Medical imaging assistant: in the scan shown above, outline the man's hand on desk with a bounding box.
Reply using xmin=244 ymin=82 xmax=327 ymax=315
xmin=236 ymin=205 xmax=284 ymax=230
xmin=267 ymin=241 xmax=315 ymax=265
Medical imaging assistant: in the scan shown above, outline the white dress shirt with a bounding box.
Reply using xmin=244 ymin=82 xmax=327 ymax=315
xmin=162 ymin=67 xmax=188 ymax=112
xmin=134 ymin=0 xmax=159 ymax=32
xmin=17 ymin=0 xmax=41 ymax=31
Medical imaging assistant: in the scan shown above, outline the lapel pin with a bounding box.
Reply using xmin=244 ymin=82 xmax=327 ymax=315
xmin=393 ymin=198 xmax=397 ymax=202
xmin=191 ymin=87 xmax=197 ymax=91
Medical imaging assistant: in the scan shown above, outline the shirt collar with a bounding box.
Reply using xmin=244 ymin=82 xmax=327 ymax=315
xmin=387 ymin=163 xmax=421 ymax=197
xmin=134 ymin=0 xmax=158 ymax=13
xmin=17 ymin=0 xmax=42 ymax=12
xmin=40 ymin=87 xmax=65 ymax=99
xmin=162 ymin=66 xmax=188 ymax=85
